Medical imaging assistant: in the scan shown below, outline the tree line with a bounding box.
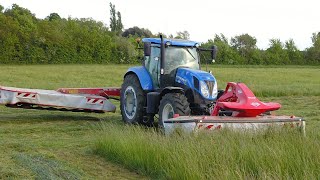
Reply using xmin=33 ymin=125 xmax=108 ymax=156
xmin=0 ymin=4 xmax=319 ymax=65
xmin=201 ymin=33 xmax=320 ymax=65
xmin=0 ymin=3 xmax=137 ymax=64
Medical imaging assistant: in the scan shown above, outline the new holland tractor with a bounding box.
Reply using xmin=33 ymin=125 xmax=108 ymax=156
xmin=120 ymin=36 xmax=220 ymax=127
xmin=120 ymin=36 xmax=304 ymax=133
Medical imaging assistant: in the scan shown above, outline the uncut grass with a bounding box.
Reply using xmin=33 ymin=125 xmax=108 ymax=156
xmin=95 ymin=95 xmax=320 ymax=179
xmin=0 ymin=64 xmax=319 ymax=97
xmin=0 ymin=64 xmax=130 ymax=89
xmin=210 ymin=66 xmax=320 ymax=97
xmin=95 ymin=125 xmax=320 ymax=179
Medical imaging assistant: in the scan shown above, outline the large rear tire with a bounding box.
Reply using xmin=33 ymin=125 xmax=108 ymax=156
xmin=158 ymin=93 xmax=191 ymax=129
xmin=120 ymin=74 xmax=145 ymax=124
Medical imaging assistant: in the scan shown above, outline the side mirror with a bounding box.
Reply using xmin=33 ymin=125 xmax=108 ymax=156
xmin=144 ymin=42 xmax=151 ymax=56
xmin=136 ymin=38 xmax=142 ymax=48
xmin=211 ymin=45 xmax=218 ymax=60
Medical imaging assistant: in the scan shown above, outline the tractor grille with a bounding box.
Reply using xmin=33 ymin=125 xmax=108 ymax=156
xmin=205 ymin=81 xmax=214 ymax=96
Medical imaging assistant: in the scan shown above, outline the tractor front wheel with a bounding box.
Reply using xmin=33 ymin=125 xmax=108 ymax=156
xmin=158 ymin=93 xmax=191 ymax=129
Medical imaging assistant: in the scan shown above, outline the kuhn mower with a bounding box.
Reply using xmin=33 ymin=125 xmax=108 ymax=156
xmin=0 ymin=36 xmax=305 ymax=134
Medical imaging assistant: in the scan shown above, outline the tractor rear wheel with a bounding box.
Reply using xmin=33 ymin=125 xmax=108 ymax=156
xmin=158 ymin=93 xmax=191 ymax=129
xmin=120 ymin=74 xmax=145 ymax=124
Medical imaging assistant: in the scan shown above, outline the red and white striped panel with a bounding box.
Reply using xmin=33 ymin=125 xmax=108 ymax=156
xmin=16 ymin=92 xmax=37 ymax=99
xmin=86 ymin=98 xmax=104 ymax=105
xmin=197 ymin=124 xmax=222 ymax=131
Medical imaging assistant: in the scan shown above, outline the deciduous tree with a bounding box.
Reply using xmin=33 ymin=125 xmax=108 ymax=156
xmin=285 ymin=39 xmax=303 ymax=64
xmin=46 ymin=13 xmax=61 ymax=21
xmin=0 ymin=5 xmax=4 ymax=13
xmin=122 ymin=26 xmax=153 ymax=38
xmin=175 ymin=31 xmax=190 ymax=40
xmin=230 ymin=34 xmax=259 ymax=64
xmin=265 ymin=39 xmax=289 ymax=64
xmin=109 ymin=3 xmax=123 ymax=35
xmin=306 ymin=32 xmax=320 ymax=64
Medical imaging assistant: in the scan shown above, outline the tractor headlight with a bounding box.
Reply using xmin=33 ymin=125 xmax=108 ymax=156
xmin=200 ymin=81 xmax=209 ymax=98
xmin=212 ymin=81 xmax=218 ymax=98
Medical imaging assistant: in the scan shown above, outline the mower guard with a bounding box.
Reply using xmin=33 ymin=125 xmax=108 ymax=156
xmin=212 ymin=82 xmax=281 ymax=117
xmin=164 ymin=115 xmax=305 ymax=135
xmin=0 ymin=86 xmax=118 ymax=112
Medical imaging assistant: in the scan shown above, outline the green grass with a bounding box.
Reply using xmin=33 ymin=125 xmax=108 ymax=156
xmin=95 ymin=95 xmax=320 ymax=179
xmin=14 ymin=153 xmax=82 ymax=179
xmin=0 ymin=64 xmax=130 ymax=88
xmin=211 ymin=66 xmax=320 ymax=97
xmin=95 ymin=123 xmax=320 ymax=179
xmin=1 ymin=64 xmax=319 ymax=96
xmin=0 ymin=110 xmax=144 ymax=179
xmin=0 ymin=64 xmax=144 ymax=179
xmin=0 ymin=64 xmax=319 ymax=179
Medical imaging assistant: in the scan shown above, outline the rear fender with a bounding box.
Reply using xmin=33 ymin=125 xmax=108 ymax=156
xmin=124 ymin=66 xmax=153 ymax=91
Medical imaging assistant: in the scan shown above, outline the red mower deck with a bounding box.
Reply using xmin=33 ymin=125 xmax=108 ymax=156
xmin=165 ymin=115 xmax=305 ymax=135
xmin=0 ymin=86 xmax=119 ymax=113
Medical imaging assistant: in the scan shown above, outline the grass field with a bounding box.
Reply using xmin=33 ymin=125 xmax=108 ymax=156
xmin=0 ymin=64 xmax=319 ymax=179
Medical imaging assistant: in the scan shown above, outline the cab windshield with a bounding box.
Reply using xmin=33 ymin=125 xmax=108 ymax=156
xmin=164 ymin=46 xmax=200 ymax=73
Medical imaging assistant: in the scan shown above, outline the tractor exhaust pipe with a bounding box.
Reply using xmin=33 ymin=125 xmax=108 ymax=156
xmin=160 ymin=35 xmax=165 ymax=88
xmin=160 ymin=35 xmax=164 ymax=75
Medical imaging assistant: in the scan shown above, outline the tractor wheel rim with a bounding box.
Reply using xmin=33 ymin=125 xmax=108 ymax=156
xmin=162 ymin=103 xmax=174 ymax=123
xmin=124 ymin=86 xmax=137 ymax=119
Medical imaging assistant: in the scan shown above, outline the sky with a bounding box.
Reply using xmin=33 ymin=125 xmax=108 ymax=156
xmin=1 ymin=0 xmax=320 ymax=50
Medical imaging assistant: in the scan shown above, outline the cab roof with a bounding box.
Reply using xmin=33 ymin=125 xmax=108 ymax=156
xmin=142 ymin=38 xmax=199 ymax=47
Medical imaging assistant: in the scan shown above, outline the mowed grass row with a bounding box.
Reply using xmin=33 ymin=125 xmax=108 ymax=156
xmin=0 ymin=64 xmax=319 ymax=96
xmin=0 ymin=108 xmax=145 ymax=179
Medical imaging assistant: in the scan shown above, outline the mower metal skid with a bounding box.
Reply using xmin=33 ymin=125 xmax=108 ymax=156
xmin=0 ymin=86 xmax=117 ymax=112
xmin=164 ymin=115 xmax=305 ymax=135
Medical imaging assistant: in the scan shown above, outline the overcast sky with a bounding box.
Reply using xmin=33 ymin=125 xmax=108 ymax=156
xmin=1 ymin=0 xmax=319 ymax=50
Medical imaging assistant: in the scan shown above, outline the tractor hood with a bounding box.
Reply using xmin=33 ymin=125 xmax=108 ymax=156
xmin=175 ymin=68 xmax=218 ymax=100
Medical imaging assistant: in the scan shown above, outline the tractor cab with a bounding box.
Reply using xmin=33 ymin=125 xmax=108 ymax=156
xmin=142 ymin=38 xmax=201 ymax=89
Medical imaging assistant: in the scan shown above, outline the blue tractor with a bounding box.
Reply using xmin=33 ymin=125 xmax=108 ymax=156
xmin=120 ymin=35 xmax=218 ymax=127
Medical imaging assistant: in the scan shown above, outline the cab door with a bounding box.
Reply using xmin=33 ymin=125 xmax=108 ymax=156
xmin=144 ymin=45 xmax=160 ymax=89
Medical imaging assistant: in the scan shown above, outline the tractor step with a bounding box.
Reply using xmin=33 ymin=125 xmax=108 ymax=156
xmin=0 ymin=86 xmax=117 ymax=113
